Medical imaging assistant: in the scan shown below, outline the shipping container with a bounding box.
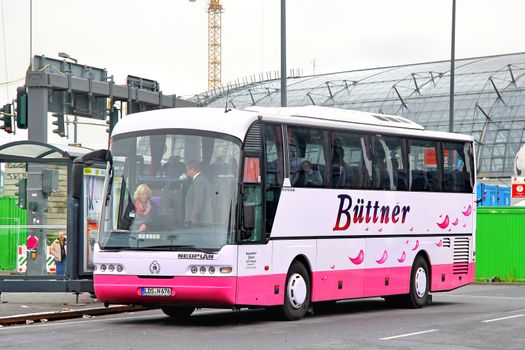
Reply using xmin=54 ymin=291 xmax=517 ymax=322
xmin=476 ymin=207 xmax=525 ymax=282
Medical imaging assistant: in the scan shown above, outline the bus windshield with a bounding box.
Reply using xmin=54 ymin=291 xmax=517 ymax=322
xmin=99 ymin=131 xmax=241 ymax=252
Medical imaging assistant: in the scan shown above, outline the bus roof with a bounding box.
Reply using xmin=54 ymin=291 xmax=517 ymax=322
xmin=250 ymin=106 xmax=473 ymax=142
xmin=246 ymin=106 xmax=424 ymax=130
xmin=112 ymin=108 xmax=260 ymax=141
xmin=112 ymin=106 xmax=473 ymax=143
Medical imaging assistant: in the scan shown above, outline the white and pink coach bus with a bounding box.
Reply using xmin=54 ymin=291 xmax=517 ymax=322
xmin=92 ymin=106 xmax=476 ymax=320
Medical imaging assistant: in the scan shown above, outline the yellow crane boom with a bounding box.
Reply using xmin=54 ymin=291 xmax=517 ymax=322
xmin=207 ymin=0 xmax=223 ymax=90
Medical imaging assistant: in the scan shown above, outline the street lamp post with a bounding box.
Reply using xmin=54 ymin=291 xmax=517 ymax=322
xmin=280 ymin=0 xmax=287 ymax=107
xmin=30 ymin=0 xmax=33 ymax=70
xmin=449 ymin=0 xmax=456 ymax=133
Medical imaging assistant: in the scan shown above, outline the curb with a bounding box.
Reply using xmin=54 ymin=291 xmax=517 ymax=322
xmin=0 ymin=305 xmax=152 ymax=326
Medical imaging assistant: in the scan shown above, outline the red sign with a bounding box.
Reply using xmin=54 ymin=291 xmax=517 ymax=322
xmin=512 ymin=177 xmax=525 ymax=198
xmin=26 ymin=235 xmax=39 ymax=250
xmin=424 ymin=149 xmax=451 ymax=166
xmin=243 ymin=157 xmax=261 ymax=183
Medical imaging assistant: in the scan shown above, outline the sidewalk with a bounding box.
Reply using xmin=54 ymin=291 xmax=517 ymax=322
xmin=0 ymin=292 xmax=144 ymax=325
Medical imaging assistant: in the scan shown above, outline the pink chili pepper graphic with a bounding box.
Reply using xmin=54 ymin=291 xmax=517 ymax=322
xmin=436 ymin=240 xmax=443 ymax=247
xmin=437 ymin=215 xmax=450 ymax=229
xmin=412 ymin=240 xmax=419 ymax=251
xmin=462 ymin=205 xmax=472 ymax=217
xmin=376 ymin=250 xmax=388 ymax=264
xmin=452 ymin=218 xmax=459 ymax=226
xmin=349 ymin=250 xmax=364 ymax=265
xmin=397 ymin=251 xmax=406 ymax=263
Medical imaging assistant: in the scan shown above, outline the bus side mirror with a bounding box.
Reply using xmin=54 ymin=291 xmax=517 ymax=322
xmin=72 ymin=149 xmax=112 ymax=199
xmin=241 ymin=202 xmax=256 ymax=240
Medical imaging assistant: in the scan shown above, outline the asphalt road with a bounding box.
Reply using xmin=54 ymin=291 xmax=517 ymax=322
xmin=1 ymin=284 xmax=524 ymax=350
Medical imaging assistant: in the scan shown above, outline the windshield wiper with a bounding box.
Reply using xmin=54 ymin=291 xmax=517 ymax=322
xmin=133 ymin=245 xmax=217 ymax=254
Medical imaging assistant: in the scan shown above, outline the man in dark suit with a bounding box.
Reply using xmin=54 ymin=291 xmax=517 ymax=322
xmin=184 ymin=161 xmax=213 ymax=225
xmin=164 ymin=155 xmax=186 ymax=178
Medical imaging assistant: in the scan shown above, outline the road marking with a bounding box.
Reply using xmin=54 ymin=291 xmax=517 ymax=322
xmin=441 ymin=294 xmax=525 ymax=300
xmin=482 ymin=314 xmax=524 ymax=323
xmin=380 ymin=329 xmax=438 ymax=340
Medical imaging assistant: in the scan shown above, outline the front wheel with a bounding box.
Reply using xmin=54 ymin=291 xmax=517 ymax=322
xmin=280 ymin=261 xmax=311 ymax=321
xmin=161 ymin=306 xmax=195 ymax=319
xmin=407 ymin=256 xmax=429 ymax=308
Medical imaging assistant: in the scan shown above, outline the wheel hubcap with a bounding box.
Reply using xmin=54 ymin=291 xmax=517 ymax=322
xmin=415 ymin=267 xmax=427 ymax=298
xmin=287 ymin=273 xmax=307 ymax=309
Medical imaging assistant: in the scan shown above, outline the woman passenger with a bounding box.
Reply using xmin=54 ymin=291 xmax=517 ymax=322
xmin=133 ymin=184 xmax=157 ymax=231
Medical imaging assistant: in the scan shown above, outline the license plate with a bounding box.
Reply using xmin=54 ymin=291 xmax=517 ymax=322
xmin=141 ymin=287 xmax=172 ymax=297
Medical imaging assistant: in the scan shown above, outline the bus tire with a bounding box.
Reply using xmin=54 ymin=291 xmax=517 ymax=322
xmin=406 ymin=255 xmax=429 ymax=308
xmin=161 ymin=306 xmax=195 ymax=319
xmin=280 ymin=261 xmax=311 ymax=321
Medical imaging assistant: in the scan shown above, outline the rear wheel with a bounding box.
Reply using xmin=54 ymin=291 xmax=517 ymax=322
xmin=280 ymin=261 xmax=311 ymax=321
xmin=161 ymin=306 xmax=195 ymax=319
xmin=406 ymin=256 xmax=429 ymax=308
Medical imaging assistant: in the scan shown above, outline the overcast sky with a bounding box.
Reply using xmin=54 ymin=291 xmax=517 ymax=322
xmin=1 ymin=0 xmax=525 ymax=148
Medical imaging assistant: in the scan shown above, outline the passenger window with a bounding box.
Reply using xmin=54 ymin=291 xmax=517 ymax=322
xmin=371 ymin=135 xmax=407 ymax=191
xmin=443 ymin=142 xmax=474 ymax=193
xmin=288 ymin=126 xmax=329 ymax=188
xmin=331 ymin=131 xmax=372 ymax=189
xmin=409 ymin=139 xmax=441 ymax=192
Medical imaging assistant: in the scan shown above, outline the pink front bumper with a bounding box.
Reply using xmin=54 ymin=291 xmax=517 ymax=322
xmin=94 ymin=274 xmax=237 ymax=307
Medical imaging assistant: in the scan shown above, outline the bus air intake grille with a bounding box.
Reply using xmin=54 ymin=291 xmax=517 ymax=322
xmin=244 ymin=123 xmax=262 ymax=152
xmin=453 ymin=237 xmax=469 ymax=275
xmin=442 ymin=238 xmax=451 ymax=248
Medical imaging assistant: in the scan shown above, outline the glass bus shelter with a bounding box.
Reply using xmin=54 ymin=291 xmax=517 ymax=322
xmin=0 ymin=141 xmax=104 ymax=294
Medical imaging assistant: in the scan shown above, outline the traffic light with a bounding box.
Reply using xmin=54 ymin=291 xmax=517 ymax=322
xmin=52 ymin=113 xmax=65 ymax=137
xmin=15 ymin=178 xmax=27 ymax=209
xmin=106 ymin=107 xmax=119 ymax=134
xmin=0 ymin=104 xmax=13 ymax=133
xmin=16 ymin=87 xmax=28 ymax=129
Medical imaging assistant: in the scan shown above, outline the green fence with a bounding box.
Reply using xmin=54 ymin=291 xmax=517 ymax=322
xmin=476 ymin=207 xmax=525 ymax=282
xmin=0 ymin=196 xmax=27 ymax=271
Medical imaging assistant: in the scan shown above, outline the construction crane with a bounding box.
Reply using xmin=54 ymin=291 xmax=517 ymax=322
xmin=207 ymin=0 xmax=223 ymax=90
